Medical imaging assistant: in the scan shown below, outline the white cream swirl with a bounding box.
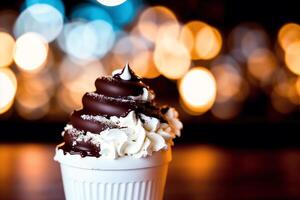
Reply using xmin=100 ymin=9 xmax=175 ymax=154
xmin=128 ymin=88 xmax=155 ymax=101
xmin=64 ymin=109 xmax=182 ymax=159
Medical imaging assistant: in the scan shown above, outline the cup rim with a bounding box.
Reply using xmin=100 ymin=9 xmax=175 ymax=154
xmin=54 ymin=147 xmax=172 ymax=170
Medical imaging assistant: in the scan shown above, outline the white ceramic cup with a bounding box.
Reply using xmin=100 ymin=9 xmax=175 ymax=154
xmin=54 ymin=148 xmax=172 ymax=200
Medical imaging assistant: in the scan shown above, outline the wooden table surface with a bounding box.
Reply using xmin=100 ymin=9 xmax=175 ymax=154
xmin=1 ymin=144 xmax=300 ymax=200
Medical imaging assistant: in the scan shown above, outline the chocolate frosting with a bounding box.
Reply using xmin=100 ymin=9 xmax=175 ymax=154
xmin=59 ymin=64 xmax=169 ymax=157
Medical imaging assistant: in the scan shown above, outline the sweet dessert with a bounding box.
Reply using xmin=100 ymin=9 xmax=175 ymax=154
xmin=54 ymin=64 xmax=182 ymax=200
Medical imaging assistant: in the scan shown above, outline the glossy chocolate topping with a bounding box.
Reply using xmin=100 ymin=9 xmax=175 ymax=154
xmin=59 ymin=64 xmax=169 ymax=157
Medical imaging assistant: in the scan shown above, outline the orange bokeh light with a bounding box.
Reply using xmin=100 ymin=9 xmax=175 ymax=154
xmin=131 ymin=50 xmax=160 ymax=79
xmin=154 ymin=37 xmax=190 ymax=79
xmin=0 ymin=32 xmax=15 ymax=68
xmin=278 ymin=23 xmax=300 ymax=51
xmin=137 ymin=6 xmax=178 ymax=43
xmin=179 ymin=21 xmax=208 ymax=59
xmin=211 ymin=63 xmax=242 ymax=103
xmin=247 ymin=48 xmax=277 ymax=83
xmin=16 ymin=73 xmax=54 ymax=119
xmin=195 ymin=26 xmax=222 ymax=60
xmin=285 ymin=41 xmax=300 ymax=75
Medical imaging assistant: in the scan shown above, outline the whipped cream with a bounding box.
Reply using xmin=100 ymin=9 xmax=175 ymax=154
xmin=128 ymin=88 xmax=155 ymax=101
xmin=62 ymin=109 xmax=182 ymax=159
xmin=112 ymin=63 xmax=131 ymax=80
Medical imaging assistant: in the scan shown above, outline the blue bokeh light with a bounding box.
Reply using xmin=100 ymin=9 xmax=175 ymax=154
xmin=22 ymin=0 xmax=65 ymax=16
xmin=64 ymin=20 xmax=115 ymax=60
xmin=103 ymin=0 xmax=144 ymax=27
xmin=104 ymin=0 xmax=135 ymax=27
xmin=71 ymin=3 xmax=113 ymax=24
xmin=14 ymin=4 xmax=64 ymax=42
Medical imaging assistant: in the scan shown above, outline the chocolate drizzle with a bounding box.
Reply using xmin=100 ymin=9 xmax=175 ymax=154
xmin=59 ymin=64 xmax=169 ymax=157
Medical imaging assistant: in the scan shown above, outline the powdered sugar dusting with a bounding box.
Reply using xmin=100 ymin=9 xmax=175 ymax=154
xmin=87 ymin=92 xmax=137 ymax=103
xmin=62 ymin=124 xmax=84 ymax=137
xmin=81 ymin=114 xmax=117 ymax=127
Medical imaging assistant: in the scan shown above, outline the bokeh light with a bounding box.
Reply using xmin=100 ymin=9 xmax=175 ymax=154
xmin=71 ymin=3 xmax=112 ymax=24
xmin=155 ymin=21 xmax=181 ymax=44
xmin=137 ymin=6 xmax=178 ymax=43
xmin=131 ymin=50 xmax=161 ymax=79
xmin=56 ymin=21 xmax=84 ymax=53
xmin=14 ymin=4 xmax=63 ymax=42
xmin=110 ymin=33 xmax=160 ymax=79
xmin=97 ymin=0 xmax=127 ymax=7
xmin=16 ymin=73 xmax=54 ymax=120
xmin=58 ymin=58 xmax=107 ymax=112
xmin=212 ymin=101 xmax=241 ymax=120
xmin=153 ymin=22 xmax=190 ymax=80
xmin=180 ymin=21 xmax=216 ymax=59
xmin=154 ymin=37 xmax=190 ymax=79
xmin=271 ymin=74 xmax=299 ymax=113
xmin=65 ymin=20 xmax=115 ymax=61
xmin=195 ymin=25 xmax=222 ymax=60
xmin=14 ymin=32 xmax=49 ymax=72
xmin=23 ymin=0 xmax=65 ymax=15
xmin=113 ymin=34 xmax=149 ymax=56
xmin=211 ymin=57 xmax=243 ymax=103
xmin=296 ymin=77 xmax=300 ymax=96
xmin=0 ymin=2 xmax=299 ymax=122
xmin=278 ymin=23 xmax=300 ymax=51
xmin=271 ymin=90 xmax=296 ymax=114
xmin=0 ymin=32 xmax=15 ymax=68
xmin=247 ymin=48 xmax=278 ymax=84
xmin=285 ymin=41 xmax=300 ymax=75
xmin=104 ymin=0 xmax=138 ymax=27
xmin=210 ymin=56 xmax=246 ymax=119
xmin=0 ymin=68 xmax=17 ymax=114
xmin=179 ymin=67 xmax=217 ymax=115
xmin=228 ymin=24 xmax=269 ymax=62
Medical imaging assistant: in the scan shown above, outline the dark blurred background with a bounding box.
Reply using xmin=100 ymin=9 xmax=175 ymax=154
xmin=0 ymin=0 xmax=300 ymax=147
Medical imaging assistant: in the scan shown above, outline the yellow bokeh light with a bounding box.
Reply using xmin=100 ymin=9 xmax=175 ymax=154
xmin=154 ymin=37 xmax=190 ymax=79
xmin=285 ymin=41 xmax=300 ymax=75
xmin=0 ymin=32 xmax=15 ymax=68
xmin=195 ymin=26 xmax=222 ymax=60
xmin=14 ymin=32 xmax=48 ymax=72
xmin=179 ymin=67 xmax=217 ymax=115
xmin=247 ymin=48 xmax=277 ymax=83
xmin=137 ymin=6 xmax=178 ymax=43
xmin=278 ymin=23 xmax=300 ymax=51
xmin=0 ymin=68 xmax=17 ymax=114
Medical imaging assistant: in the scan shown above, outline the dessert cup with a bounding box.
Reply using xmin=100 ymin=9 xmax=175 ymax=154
xmin=54 ymin=147 xmax=172 ymax=200
xmin=54 ymin=64 xmax=182 ymax=200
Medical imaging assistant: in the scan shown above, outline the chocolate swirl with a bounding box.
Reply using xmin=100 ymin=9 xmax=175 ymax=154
xmin=59 ymin=64 xmax=169 ymax=157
